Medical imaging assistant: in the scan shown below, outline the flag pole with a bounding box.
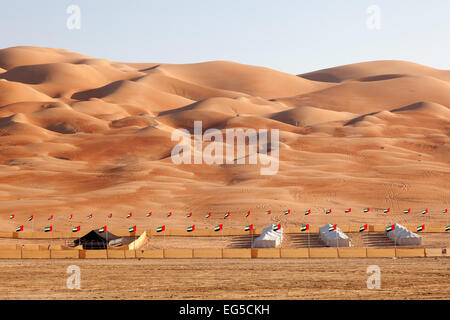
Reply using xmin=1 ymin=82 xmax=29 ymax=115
xmin=106 ymin=215 xmax=108 ymax=260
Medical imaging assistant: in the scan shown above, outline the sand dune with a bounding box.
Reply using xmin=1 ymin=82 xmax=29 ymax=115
xmin=0 ymin=46 xmax=448 ymax=232
xmin=299 ymin=60 xmax=450 ymax=83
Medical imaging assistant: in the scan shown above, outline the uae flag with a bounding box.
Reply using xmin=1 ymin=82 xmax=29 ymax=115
xmin=245 ymin=224 xmax=253 ymax=231
xmin=127 ymin=212 xmax=132 ymax=218
xmin=265 ymin=210 xmax=271 ymax=215
xmin=363 ymin=208 xmax=370 ymax=213
xmin=300 ymin=224 xmax=309 ymax=232
xmin=443 ymin=209 xmax=448 ymax=213
xmin=44 ymin=226 xmax=52 ymax=232
xmin=304 ymin=209 xmax=311 ymax=215
xmin=87 ymin=213 xmax=93 ymax=219
xmin=16 ymin=225 xmax=24 ymax=232
xmin=359 ymin=224 xmax=368 ymax=232
xmin=69 ymin=214 xmax=73 ymax=220
xmin=325 ymin=209 xmax=332 ymax=214
xmin=99 ymin=226 xmax=107 ymax=233
xmin=224 ymin=212 xmax=230 ymax=219
xmin=272 ymin=224 xmax=281 ymax=231
xmin=27 ymin=215 xmax=34 ymax=221
xmin=72 ymin=226 xmax=80 ymax=232
xmin=48 ymin=215 xmax=53 ymax=220
xmin=186 ymin=212 xmax=192 ymax=218
xmin=146 ymin=212 xmax=152 ymax=217
xmin=214 ymin=224 xmax=223 ymax=232
xmin=245 ymin=211 xmax=250 ymax=218
xmin=156 ymin=225 xmax=165 ymax=233
xmin=416 ymin=225 xmax=424 ymax=232
xmin=128 ymin=226 xmax=136 ymax=232
xmin=167 ymin=212 xmax=172 ymax=217
xmin=383 ymin=208 xmax=390 ymax=213
xmin=205 ymin=212 xmax=211 ymax=218
xmin=284 ymin=209 xmax=290 ymax=215
xmin=445 ymin=226 xmax=450 ymax=232
xmin=187 ymin=225 xmax=195 ymax=232
xmin=421 ymin=209 xmax=428 ymax=214
xmin=9 ymin=214 xmax=14 ymax=219
xmin=403 ymin=209 xmax=410 ymax=214
xmin=386 ymin=224 xmax=395 ymax=232
xmin=328 ymin=224 xmax=337 ymax=231
xmin=345 ymin=208 xmax=351 ymax=213
xmin=108 ymin=213 xmax=112 ymax=218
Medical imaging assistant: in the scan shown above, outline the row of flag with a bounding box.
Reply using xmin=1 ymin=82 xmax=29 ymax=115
xmin=7 ymin=208 xmax=448 ymax=222
xmin=13 ymin=223 xmax=448 ymax=233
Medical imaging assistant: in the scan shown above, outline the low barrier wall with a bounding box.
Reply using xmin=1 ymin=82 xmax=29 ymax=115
xmin=0 ymin=247 xmax=447 ymax=259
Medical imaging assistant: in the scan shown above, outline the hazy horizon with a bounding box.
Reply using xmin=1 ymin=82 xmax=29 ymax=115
xmin=1 ymin=0 xmax=449 ymax=74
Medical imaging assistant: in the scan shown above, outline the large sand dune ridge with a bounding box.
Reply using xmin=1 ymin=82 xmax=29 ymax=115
xmin=0 ymin=46 xmax=448 ymax=231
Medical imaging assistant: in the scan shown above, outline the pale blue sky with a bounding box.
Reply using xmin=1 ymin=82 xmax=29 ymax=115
xmin=1 ymin=0 xmax=449 ymax=74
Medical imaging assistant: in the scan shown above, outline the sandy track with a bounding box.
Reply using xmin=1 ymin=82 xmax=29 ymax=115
xmin=0 ymin=258 xmax=448 ymax=300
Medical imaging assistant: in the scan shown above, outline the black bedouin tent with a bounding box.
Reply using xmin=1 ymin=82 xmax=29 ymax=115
xmin=73 ymin=230 xmax=123 ymax=250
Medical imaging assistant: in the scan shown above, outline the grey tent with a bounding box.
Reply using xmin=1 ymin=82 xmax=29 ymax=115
xmin=73 ymin=230 xmax=123 ymax=250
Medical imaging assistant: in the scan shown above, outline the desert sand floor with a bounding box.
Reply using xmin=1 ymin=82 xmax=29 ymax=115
xmin=0 ymin=259 xmax=448 ymax=300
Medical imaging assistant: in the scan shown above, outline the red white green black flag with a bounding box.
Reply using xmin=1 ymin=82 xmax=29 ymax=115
xmin=205 ymin=212 xmax=211 ymax=218
xmin=224 ymin=212 xmax=230 ymax=219
xmin=403 ymin=209 xmax=410 ymax=214
xmin=325 ymin=209 xmax=332 ymax=214
xmin=284 ymin=209 xmax=290 ymax=215
xmin=363 ymin=208 xmax=370 ymax=213
xmin=187 ymin=225 xmax=195 ymax=232
xmin=214 ymin=224 xmax=223 ymax=232
xmin=186 ymin=212 xmax=192 ymax=218
xmin=421 ymin=209 xmax=428 ymax=214
xmin=156 ymin=225 xmax=165 ymax=232
xmin=304 ymin=209 xmax=311 ymax=215
xmin=301 ymin=224 xmax=309 ymax=231
xmin=359 ymin=224 xmax=368 ymax=232
xmin=9 ymin=214 xmax=14 ymax=219
xmin=129 ymin=226 xmax=136 ymax=232
xmin=72 ymin=226 xmax=80 ymax=232
xmin=245 ymin=211 xmax=250 ymax=217
xmin=44 ymin=226 xmax=52 ymax=232
xmin=99 ymin=226 xmax=107 ymax=233
xmin=328 ymin=224 xmax=336 ymax=231
xmin=245 ymin=224 xmax=253 ymax=231
xmin=345 ymin=208 xmax=351 ymax=213
xmin=16 ymin=225 xmax=23 ymax=232
xmin=384 ymin=208 xmax=390 ymax=213
xmin=386 ymin=224 xmax=395 ymax=232
xmin=416 ymin=225 xmax=424 ymax=232
xmin=272 ymin=224 xmax=281 ymax=231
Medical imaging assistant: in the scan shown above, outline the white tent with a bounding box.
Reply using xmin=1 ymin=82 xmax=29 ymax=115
xmin=319 ymin=224 xmax=351 ymax=247
xmin=252 ymin=225 xmax=283 ymax=248
xmin=386 ymin=223 xmax=422 ymax=246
